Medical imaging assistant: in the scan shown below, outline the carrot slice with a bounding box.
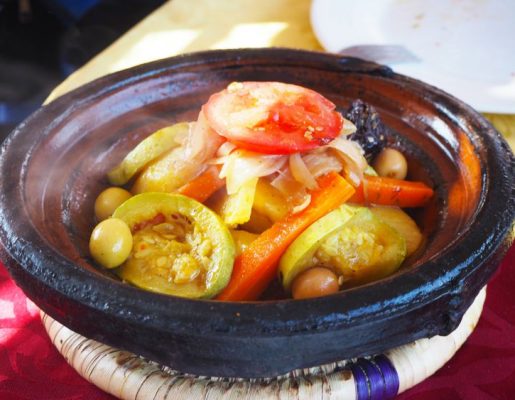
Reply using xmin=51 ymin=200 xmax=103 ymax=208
xmin=217 ymin=172 xmax=355 ymax=302
xmin=350 ymin=176 xmax=434 ymax=208
xmin=176 ymin=165 xmax=225 ymax=203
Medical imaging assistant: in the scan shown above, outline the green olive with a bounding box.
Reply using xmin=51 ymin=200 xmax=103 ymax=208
xmin=373 ymin=148 xmax=408 ymax=180
xmin=94 ymin=187 xmax=132 ymax=221
xmin=291 ymin=267 xmax=339 ymax=299
xmin=89 ymin=218 xmax=133 ymax=269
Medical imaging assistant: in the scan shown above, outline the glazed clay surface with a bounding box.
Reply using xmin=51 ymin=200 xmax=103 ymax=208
xmin=0 ymin=49 xmax=513 ymax=377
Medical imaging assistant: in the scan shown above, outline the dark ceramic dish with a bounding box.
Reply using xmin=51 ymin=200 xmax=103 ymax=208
xmin=0 ymin=49 xmax=513 ymax=378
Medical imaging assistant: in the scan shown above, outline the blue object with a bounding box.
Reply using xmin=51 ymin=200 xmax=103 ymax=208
xmin=43 ymin=0 xmax=100 ymax=22
xmin=351 ymin=355 xmax=399 ymax=400
xmin=0 ymin=100 xmax=40 ymax=125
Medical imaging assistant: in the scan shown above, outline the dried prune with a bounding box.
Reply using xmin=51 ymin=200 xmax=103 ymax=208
xmin=346 ymin=99 xmax=387 ymax=161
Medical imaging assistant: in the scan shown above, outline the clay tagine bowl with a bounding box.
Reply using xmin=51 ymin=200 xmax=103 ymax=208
xmin=0 ymin=49 xmax=513 ymax=379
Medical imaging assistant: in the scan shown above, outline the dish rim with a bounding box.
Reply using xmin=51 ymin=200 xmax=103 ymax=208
xmin=0 ymin=48 xmax=513 ymax=338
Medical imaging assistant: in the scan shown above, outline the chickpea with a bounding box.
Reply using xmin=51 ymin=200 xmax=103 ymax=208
xmin=89 ymin=218 xmax=133 ymax=269
xmin=373 ymin=148 xmax=408 ymax=180
xmin=94 ymin=187 xmax=132 ymax=221
xmin=291 ymin=267 xmax=339 ymax=300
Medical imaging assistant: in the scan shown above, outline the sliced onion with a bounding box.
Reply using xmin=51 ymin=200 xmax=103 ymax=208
xmin=302 ymin=150 xmax=343 ymax=179
xmin=221 ymin=150 xmax=287 ymax=195
xmin=207 ymin=155 xmax=229 ymax=165
xmin=216 ymin=141 xmax=237 ymax=157
xmin=326 ymin=137 xmax=367 ymax=170
xmin=291 ymin=194 xmax=312 ymax=214
xmin=340 ymin=118 xmax=357 ymax=136
xmin=270 ymin=169 xmax=304 ymax=198
xmin=184 ymin=111 xmax=224 ymax=162
xmin=164 ymin=112 xmax=225 ymax=186
xmin=289 ymin=153 xmax=318 ymax=190
xmin=325 ymin=137 xmax=367 ymax=185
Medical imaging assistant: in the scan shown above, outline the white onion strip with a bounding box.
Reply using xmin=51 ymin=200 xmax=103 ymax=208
xmin=270 ymin=169 xmax=303 ymax=197
xmin=184 ymin=111 xmax=224 ymax=162
xmin=291 ymin=194 xmax=312 ymax=214
xmin=341 ymin=118 xmax=357 ymax=136
xmin=220 ymin=150 xmax=287 ymax=195
xmin=325 ymin=137 xmax=367 ymax=185
xmin=302 ymin=151 xmax=343 ymax=179
xmin=216 ymin=141 xmax=237 ymax=157
xmin=289 ymin=153 xmax=318 ymax=190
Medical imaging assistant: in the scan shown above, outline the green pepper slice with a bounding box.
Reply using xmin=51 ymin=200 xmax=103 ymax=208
xmin=112 ymin=192 xmax=235 ymax=299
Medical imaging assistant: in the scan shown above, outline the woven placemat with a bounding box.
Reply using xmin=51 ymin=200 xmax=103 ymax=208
xmin=42 ymin=287 xmax=485 ymax=400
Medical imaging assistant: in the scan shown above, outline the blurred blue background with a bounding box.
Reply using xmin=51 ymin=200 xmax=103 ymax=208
xmin=0 ymin=0 xmax=165 ymax=139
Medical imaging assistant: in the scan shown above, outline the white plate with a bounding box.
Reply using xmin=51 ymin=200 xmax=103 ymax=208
xmin=311 ymin=0 xmax=515 ymax=113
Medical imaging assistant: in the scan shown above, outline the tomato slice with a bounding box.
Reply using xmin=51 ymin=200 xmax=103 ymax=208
xmin=203 ymin=82 xmax=343 ymax=154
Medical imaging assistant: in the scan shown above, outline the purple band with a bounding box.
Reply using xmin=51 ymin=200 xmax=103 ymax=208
xmin=374 ymin=355 xmax=399 ymax=399
xmin=357 ymin=358 xmax=385 ymax=400
xmin=350 ymin=362 xmax=370 ymax=400
xmin=350 ymin=355 xmax=399 ymax=400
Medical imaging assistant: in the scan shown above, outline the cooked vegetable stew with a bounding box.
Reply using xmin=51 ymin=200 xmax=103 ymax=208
xmin=89 ymin=82 xmax=434 ymax=301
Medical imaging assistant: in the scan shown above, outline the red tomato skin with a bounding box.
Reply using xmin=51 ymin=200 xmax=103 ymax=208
xmin=203 ymin=82 xmax=343 ymax=154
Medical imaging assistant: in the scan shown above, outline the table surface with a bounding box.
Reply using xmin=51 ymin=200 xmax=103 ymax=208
xmin=2 ymin=1 xmax=514 ymax=399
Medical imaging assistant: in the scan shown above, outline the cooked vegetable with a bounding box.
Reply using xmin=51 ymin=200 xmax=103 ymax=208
xmin=89 ymin=218 xmax=133 ymax=269
xmin=204 ymin=178 xmax=258 ymax=227
xmin=373 ymin=148 xmax=408 ymax=180
xmin=131 ymin=147 xmax=195 ymax=194
xmin=289 ymin=153 xmax=318 ymax=190
xmin=253 ymin=179 xmax=289 ymax=222
xmin=364 ymin=165 xmax=378 ymax=176
xmin=177 ymin=165 xmax=225 ymax=202
xmin=291 ymin=267 xmax=339 ymax=299
xmin=370 ymin=206 xmax=422 ymax=256
xmin=94 ymin=187 xmax=132 ymax=221
xmin=218 ymin=149 xmax=286 ymax=195
xmin=240 ymin=209 xmax=273 ymax=234
xmin=270 ymin=169 xmax=306 ymax=202
xmin=279 ymin=204 xmax=356 ymax=290
xmin=204 ymin=81 xmax=344 ymax=154
xmin=108 ymin=123 xmax=189 ymax=185
xmin=112 ymin=193 xmax=235 ymax=299
xmin=350 ymin=176 xmax=434 ymax=207
xmin=183 ymin=110 xmax=225 ymax=162
xmin=346 ymin=99 xmax=387 ymax=162
xmin=132 ymin=114 xmax=222 ymax=194
xmin=90 ymin=82 xmax=431 ymax=301
xmin=301 ymin=149 xmax=343 ymax=181
xmin=230 ymin=230 xmax=259 ymax=256
xmin=216 ymin=172 xmax=355 ymax=301
xmin=220 ymin=177 xmax=258 ymax=226
xmin=315 ymin=208 xmax=406 ymax=287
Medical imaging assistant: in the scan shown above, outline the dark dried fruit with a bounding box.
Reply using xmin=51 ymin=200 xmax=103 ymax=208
xmin=345 ymin=99 xmax=387 ymax=162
